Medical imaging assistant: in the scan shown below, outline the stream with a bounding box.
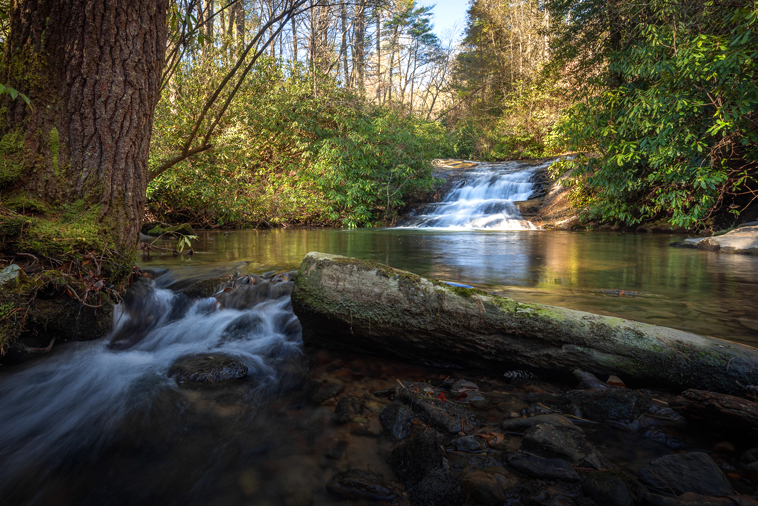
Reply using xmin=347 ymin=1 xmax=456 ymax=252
xmin=1 ymin=162 xmax=757 ymax=505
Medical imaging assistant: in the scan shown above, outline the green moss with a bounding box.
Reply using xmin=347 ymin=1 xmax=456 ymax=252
xmin=50 ymin=127 xmax=60 ymax=172
xmin=430 ymin=279 xmax=489 ymax=298
xmin=0 ymin=129 xmax=25 ymax=189
xmin=4 ymin=195 xmax=48 ymax=214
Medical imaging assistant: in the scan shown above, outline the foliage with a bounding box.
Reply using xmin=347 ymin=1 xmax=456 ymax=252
xmin=549 ymin=0 xmax=758 ymax=228
xmin=149 ymin=54 xmax=452 ymax=228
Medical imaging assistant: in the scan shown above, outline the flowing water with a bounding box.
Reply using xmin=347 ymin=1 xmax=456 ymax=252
xmin=398 ymin=161 xmax=546 ymax=230
xmin=1 ymin=161 xmax=758 ymax=505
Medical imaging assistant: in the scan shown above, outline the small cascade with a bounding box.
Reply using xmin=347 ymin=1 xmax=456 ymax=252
xmin=399 ymin=161 xmax=545 ymax=230
xmin=0 ymin=274 xmax=303 ymax=488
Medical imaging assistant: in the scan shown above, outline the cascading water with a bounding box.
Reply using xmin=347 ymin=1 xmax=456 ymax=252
xmin=0 ymin=273 xmax=303 ymax=499
xmin=399 ymin=160 xmax=549 ymax=230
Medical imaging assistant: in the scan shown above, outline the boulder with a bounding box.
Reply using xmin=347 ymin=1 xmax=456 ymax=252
xmin=638 ymin=452 xmax=732 ymax=497
xmin=379 ymin=401 xmax=414 ymax=440
xmin=167 ymin=354 xmax=249 ymax=385
xmin=568 ymin=388 xmax=652 ymax=422
xmin=395 ymin=382 xmax=479 ymax=434
xmin=520 ymin=424 xmax=608 ymax=469
xmin=502 ymin=413 xmax=583 ymax=433
xmin=291 ymin=252 xmax=758 ymax=395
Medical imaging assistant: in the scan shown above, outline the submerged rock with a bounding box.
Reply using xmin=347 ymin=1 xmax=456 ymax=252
xmin=582 ymin=472 xmax=634 ymax=506
xmin=638 ymin=452 xmax=732 ymax=497
xmin=389 ymin=433 xmax=444 ymax=486
xmin=463 ymin=469 xmax=515 ymax=506
xmin=411 ymin=469 xmax=463 ymax=506
xmin=568 ymin=388 xmax=652 ymax=422
xmin=326 ymin=469 xmax=395 ymax=501
xmin=501 ymin=413 xmax=582 ymax=433
xmin=521 ymin=424 xmax=608 ymax=469
xmin=507 ymin=454 xmax=580 ymax=481
xmin=168 ymin=354 xmax=249 ymax=385
xmin=396 ymin=382 xmax=479 ymax=433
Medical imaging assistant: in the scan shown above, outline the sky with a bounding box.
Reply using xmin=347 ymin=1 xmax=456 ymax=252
xmin=418 ymin=0 xmax=470 ymax=40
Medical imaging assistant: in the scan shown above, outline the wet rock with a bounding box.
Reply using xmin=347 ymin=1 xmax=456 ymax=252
xmin=0 ymin=264 xmax=23 ymax=288
xmin=215 ymin=281 xmax=293 ymax=310
xmin=411 ymin=469 xmax=463 ymax=506
xmin=583 ymin=472 xmax=633 ymax=506
xmin=502 ymin=413 xmax=583 ymax=433
xmin=396 ymin=382 xmax=479 ymax=433
xmin=607 ymin=375 xmax=626 ymax=388
xmin=638 ymin=452 xmax=732 ymax=497
xmin=351 ymin=417 xmax=383 ymax=437
xmin=380 ymin=401 xmax=414 ymax=441
xmin=573 ymin=369 xmax=610 ymax=390
xmin=669 ymin=389 xmax=758 ymax=430
xmin=521 ymin=424 xmax=607 ymax=469
xmin=507 ymin=454 xmax=580 ymax=481
xmin=464 ymin=391 xmax=490 ymax=409
xmin=451 ymin=379 xmax=479 ymax=392
xmin=181 ymin=277 xmax=228 ymax=298
xmin=568 ymin=388 xmax=652 ymax=422
xmin=450 ymin=435 xmax=487 ymax=453
xmin=642 ymin=491 xmax=735 ymax=506
xmin=446 ymin=452 xmax=503 ymax=471
xmin=389 ymin=433 xmax=444 ymax=486
xmin=332 ymin=396 xmax=359 ymax=424
xmin=167 ymin=354 xmax=248 ymax=385
xmin=463 ymin=470 xmax=512 ymax=506
xmin=309 ymin=379 xmax=344 ymax=404
xmin=326 ymin=469 xmax=396 ymax=501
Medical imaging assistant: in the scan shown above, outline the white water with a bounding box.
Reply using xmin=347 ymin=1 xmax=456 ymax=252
xmin=0 ymin=278 xmax=302 ymax=486
xmin=399 ymin=161 xmax=546 ymax=230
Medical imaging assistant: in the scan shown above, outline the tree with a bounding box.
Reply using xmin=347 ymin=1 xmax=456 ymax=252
xmin=1 ymin=0 xmax=169 ymax=276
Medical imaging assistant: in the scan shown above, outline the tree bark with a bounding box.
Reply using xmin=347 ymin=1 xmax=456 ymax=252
xmin=292 ymin=253 xmax=758 ymax=395
xmin=1 ymin=0 xmax=169 ymax=256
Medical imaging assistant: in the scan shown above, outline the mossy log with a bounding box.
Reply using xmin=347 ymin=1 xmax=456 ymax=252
xmin=291 ymin=252 xmax=758 ymax=395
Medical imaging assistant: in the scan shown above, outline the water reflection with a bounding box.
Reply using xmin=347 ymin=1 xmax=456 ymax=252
xmin=142 ymin=229 xmax=758 ymax=345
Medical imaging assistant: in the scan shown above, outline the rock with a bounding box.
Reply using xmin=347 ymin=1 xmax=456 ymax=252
xmin=309 ymin=379 xmax=344 ymax=404
xmin=698 ymin=238 xmax=722 ymax=251
xmin=0 ymin=264 xmax=23 ymax=288
xmin=351 ymin=417 xmax=383 ymax=437
xmin=683 ymin=226 xmax=758 ymax=255
xmin=464 ymin=391 xmax=490 ymax=409
xmin=291 ymin=252 xmax=758 ymax=395
xmin=331 ymin=396 xmax=357 ymax=424
xmin=507 ymin=454 xmax=580 ymax=481
xmin=568 ymin=388 xmax=652 ymax=422
xmin=450 ymin=435 xmax=487 ymax=453
xmin=389 ymin=433 xmax=444 ymax=486
xmin=638 ymin=452 xmax=732 ymax=497
xmin=181 ymin=277 xmax=229 ymax=298
xmin=463 ymin=470 xmax=511 ymax=505
xmin=326 ymin=469 xmax=395 ymax=501
xmin=573 ymin=369 xmax=610 ymax=389
xmin=521 ymin=424 xmax=607 ymax=469
xmin=669 ymin=389 xmax=758 ymax=430
xmin=642 ymin=491 xmax=736 ymax=506
xmin=396 ymin=382 xmax=479 ymax=434
xmin=380 ymin=401 xmax=414 ymax=441
xmin=411 ymin=469 xmax=463 ymax=506
xmin=451 ymin=379 xmax=479 ymax=392
xmin=215 ymin=281 xmax=293 ymax=310
xmin=167 ymin=354 xmax=249 ymax=385
xmin=583 ymin=472 xmax=633 ymax=506
xmin=743 ymin=461 xmax=758 ymax=484
xmin=607 ymin=375 xmax=626 ymax=388
xmin=501 ymin=414 xmax=583 ymax=433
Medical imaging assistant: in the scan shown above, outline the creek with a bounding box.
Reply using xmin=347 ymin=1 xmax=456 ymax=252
xmin=1 ymin=163 xmax=757 ymax=505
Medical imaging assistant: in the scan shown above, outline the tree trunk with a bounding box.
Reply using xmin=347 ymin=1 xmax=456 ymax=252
xmin=292 ymin=253 xmax=758 ymax=395
xmin=1 ymin=0 xmax=168 ymax=263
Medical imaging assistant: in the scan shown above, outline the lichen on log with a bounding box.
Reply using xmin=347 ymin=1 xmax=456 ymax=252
xmin=291 ymin=252 xmax=758 ymax=395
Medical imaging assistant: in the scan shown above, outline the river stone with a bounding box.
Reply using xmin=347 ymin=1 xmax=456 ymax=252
xmin=521 ymin=424 xmax=606 ymax=469
xmin=450 ymin=435 xmax=487 ymax=453
xmin=583 ymin=472 xmax=633 ymax=506
xmin=389 ymin=433 xmax=444 ymax=486
xmin=642 ymin=491 xmax=735 ymax=506
xmin=502 ymin=413 xmax=582 ymax=433
xmin=396 ymin=382 xmax=479 ymax=433
xmin=568 ymin=388 xmax=652 ymax=422
xmin=309 ymin=379 xmax=344 ymax=404
xmin=380 ymin=401 xmax=414 ymax=441
xmin=168 ymin=354 xmax=248 ymax=385
xmin=326 ymin=469 xmax=395 ymax=501
xmin=0 ymin=264 xmax=23 ymax=288
xmin=411 ymin=469 xmax=463 ymax=506
xmin=463 ymin=470 xmax=512 ymax=506
xmin=638 ymin=452 xmax=732 ymax=497
xmin=181 ymin=277 xmax=229 ymax=298
xmin=507 ymin=454 xmax=580 ymax=481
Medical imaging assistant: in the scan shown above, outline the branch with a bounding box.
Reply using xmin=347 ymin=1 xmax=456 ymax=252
xmin=149 ymin=144 xmax=213 ymax=182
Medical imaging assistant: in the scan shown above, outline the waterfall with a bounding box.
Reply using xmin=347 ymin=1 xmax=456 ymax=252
xmin=398 ymin=161 xmax=546 ymax=230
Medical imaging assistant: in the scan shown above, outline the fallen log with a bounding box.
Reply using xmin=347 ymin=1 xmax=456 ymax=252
xmin=291 ymin=252 xmax=758 ymax=395
xmin=669 ymin=389 xmax=758 ymax=430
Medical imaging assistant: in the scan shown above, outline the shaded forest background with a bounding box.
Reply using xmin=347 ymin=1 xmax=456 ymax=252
xmin=4 ymin=0 xmax=757 ymax=230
